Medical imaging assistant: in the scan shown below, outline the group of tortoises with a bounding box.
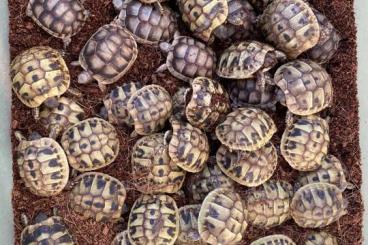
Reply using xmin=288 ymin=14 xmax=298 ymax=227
xmin=11 ymin=0 xmax=349 ymax=244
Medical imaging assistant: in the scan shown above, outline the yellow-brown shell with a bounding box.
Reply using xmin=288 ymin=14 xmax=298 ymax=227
xmin=250 ymin=235 xmax=296 ymax=245
xmin=112 ymin=230 xmax=132 ymax=245
xmin=177 ymin=205 xmax=204 ymax=245
xmin=305 ymin=232 xmax=338 ymax=245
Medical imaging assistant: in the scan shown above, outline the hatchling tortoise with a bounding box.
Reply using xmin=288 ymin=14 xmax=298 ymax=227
xmin=250 ymin=235 xmax=296 ymax=245
xmin=69 ymin=172 xmax=127 ymax=222
xmin=116 ymin=0 xmax=178 ymax=45
xmin=165 ymin=118 xmax=209 ymax=173
xmin=74 ymin=23 xmax=138 ymax=92
xmin=128 ymin=194 xmax=179 ymax=245
xmin=157 ymin=34 xmax=216 ymax=82
xmin=274 ymin=59 xmax=333 ymax=116
xmin=215 ymin=107 xmax=277 ymax=152
xmin=258 ymin=0 xmax=320 ymax=59
xmin=281 ymin=115 xmax=330 ymax=171
xmin=177 ymin=0 xmax=228 ymax=42
xmin=305 ymin=232 xmax=338 ymax=245
xmin=127 ymin=84 xmax=173 ymax=135
xmin=290 ymin=183 xmax=348 ymax=228
xmin=112 ymin=230 xmax=132 ymax=245
xmin=100 ymin=81 xmax=142 ymax=126
xmin=185 ymin=77 xmax=230 ymax=131
xmin=131 ymin=133 xmax=186 ymax=194
xmin=61 ymin=117 xmax=120 ymax=171
xmin=198 ymin=188 xmax=248 ymax=245
xmin=15 ymin=131 xmax=69 ymax=197
xmin=244 ymin=180 xmax=294 ymax=228
xmin=177 ymin=205 xmax=203 ymax=245
xmin=21 ymin=211 xmax=74 ymax=245
xmin=40 ymin=97 xmax=85 ymax=139
xmin=216 ymin=142 xmax=278 ymax=187
xmin=26 ymin=0 xmax=89 ymax=47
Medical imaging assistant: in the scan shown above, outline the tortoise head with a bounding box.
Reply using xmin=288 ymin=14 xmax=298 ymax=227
xmin=44 ymin=97 xmax=60 ymax=108
xmin=29 ymin=131 xmax=42 ymax=141
xmin=33 ymin=212 xmax=49 ymax=224
xmin=98 ymin=104 xmax=109 ymax=121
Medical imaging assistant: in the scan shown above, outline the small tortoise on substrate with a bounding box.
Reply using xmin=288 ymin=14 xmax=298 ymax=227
xmin=157 ymin=35 xmax=216 ymax=82
xmin=128 ymin=194 xmax=179 ymax=245
xmin=177 ymin=205 xmax=204 ymax=245
xmin=244 ymin=180 xmax=294 ymax=228
xmin=250 ymin=234 xmax=296 ymax=245
xmin=74 ymin=23 xmax=138 ymax=92
xmin=281 ymin=115 xmax=330 ymax=171
xmin=69 ymin=172 xmax=127 ymax=222
xmin=131 ymin=133 xmax=186 ymax=194
xmin=258 ymin=0 xmax=320 ymax=59
xmin=274 ymin=59 xmax=333 ymax=116
xmin=127 ymin=84 xmax=173 ymax=136
xmin=216 ymin=142 xmax=278 ymax=187
xmin=177 ymin=0 xmax=228 ymax=42
xmin=165 ymin=118 xmax=209 ymax=173
xmin=116 ymin=0 xmax=178 ymax=45
xmin=290 ymin=183 xmax=348 ymax=228
xmin=215 ymin=107 xmax=277 ymax=152
xmin=112 ymin=230 xmax=132 ymax=245
xmin=26 ymin=0 xmax=89 ymax=47
xmin=61 ymin=117 xmax=120 ymax=171
xmin=305 ymin=232 xmax=338 ymax=245
xmin=15 ymin=131 xmax=69 ymax=197
xmin=198 ymin=188 xmax=248 ymax=245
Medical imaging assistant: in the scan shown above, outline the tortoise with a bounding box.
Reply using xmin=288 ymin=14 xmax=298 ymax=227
xmin=198 ymin=188 xmax=248 ymax=245
xmin=258 ymin=0 xmax=320 ymax=59
xmin=274 ymin=59 xmax=333 ymax=116
xmin=216 ymin=142 xmax=278 ymax=187
xmin=157 ymin=34 xmax=216 ymax=82
xmin=116 ymin=0 xmax=178 ymax=45
xmin=10 ymin=46 xmax=70 ymax=119
xmin=40 ymin=97 xmax=85 ymax=139
xmin=131 ymin=133 xmax=186 ymax=194
xmin=69 ymin=172 xmax=127 ymax=222
xmin=26 ymin=0 xmax=89 ymax=47
xmin=290 ymin=183 xmax=348 ymax=228
xmin=112 ymin=230 xmax=132 ymax=245
xmin=15 ymin=131 xmax=69 ymax=197
xmin=128 ymin=194 xmax=179 ymax=245
xmin=177 ymin=0 xmax=228 ymax=42
xmin=281 ymin=115 xmax=330 ymax=171
xmin=165 ymin=118 xmax=209 ymax=173
xmin=60 ymin=117 xmax=120 ymax=171
xmin=74 ymin=23 xmax=138 ymax=92
xmin=244 ymin=180 xmax=294 ymax=228
xmin=100 ymin=81 xmax=142 ymax=126
xmin=305 ymin=232 xmax=338 ymax=245
xmin=215 ymin=107 xmax=277 ymax=152
xmin=250 ymin=235 xmax=296 ymax=245
xmin=177 ymin=205 xmax=204 ymax=245
xmin=127 ymin=84 xmax=173 ymax=136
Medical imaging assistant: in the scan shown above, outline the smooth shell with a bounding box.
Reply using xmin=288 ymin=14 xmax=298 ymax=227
xmin=250 ymin=234 xmax=296 ymax=245
xmin=112 ymin=230 xmax=132 ymax=245
xmin=177 ymin=205 xmax=203 ymax=244
xmin=305 ymin=232 xmax=338 ymax=245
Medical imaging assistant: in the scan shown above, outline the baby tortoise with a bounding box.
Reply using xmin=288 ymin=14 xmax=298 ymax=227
xmin=305 ymin=232 xmax=338 ymax=245
xmin=61 ymin=117 xmax=120 ymax=171
xmin=26 ymin=0 xmax=89 ymax=47
xmin=15 ymin=131 xmax=69 ymax=197
xmin=157 ymin=34 xmax=216 ymax=82
xmin=177 ymin=205 xmax=204 ymax=245
xmin=166 ymin=118 xmax=209 ymax=173
xmin=259 ymin=0 xmax=320 ymax=59
xmin=131 ymin=133 xmax=186 ymax=194
xmin=274 ymin=59 xmax=333 ymax=116
xmin=128 ymin=194 xmax=179 ymax=245
xmin=215 ymin=107 xmax=277 ymax=152
xmin=69 ymin=172 xmax=127 ymax=222
xmin=290 ymin=183 xmax=348 ymax=228
xmin=281 ymin=115 xmax=330 ymax=171
xmin=198 ymin=188 xmax=248 ymax=245
xmin=74 ymin=23 xmax=138 ymax=92
xmin=112 ymin=230 xmax=132 ymax=245
xmin=216 ymin=142 xmax=278 ymax=187
xmin=250 ymin=235 xmax=296 ymax=245
xmin=245 ymin=180 xmax=294 ymax=228
xmin=127 ymin=84 xmax=173 ymax=136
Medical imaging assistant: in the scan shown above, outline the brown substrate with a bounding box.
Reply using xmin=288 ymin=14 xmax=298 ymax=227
xmin=10 ymin=0 xmax=362 ymax=244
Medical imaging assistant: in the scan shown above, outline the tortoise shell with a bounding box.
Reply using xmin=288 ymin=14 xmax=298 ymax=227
xmin=215 ymin=107 xmax=277 ymax=151
xmin=290 ymin=183 xmax=348 ymax=228
xmin=61 ymin=118 xmax=120 ymax=171
xmin=10 ymin=46 xmax=70 ymax=108
xmin=259 ymin=0 xmax=320 ymax=59
xmin=69 ymin=172 xmax=127 ymax=222
xmin=112 ymin=230 xmax=132 ymax=245
xmin=250 ymin=235 xmax=296 ymax=245
xmin=281 ymin=115 xmax=330 ymax=171
xmin=127 ymin=84 xmax=173 ymax=135
xmin=198 ymin=188 xmax=248 ymax=245
xmin=177 ymin=205 xmax=203 ymax=245
xmin=274 ymin=59 xmax=333 ymax=116
xmin=305 ymin=232 xmax=338 ymax=245
xmin=128 ymin=194 xmax=179 ymax=245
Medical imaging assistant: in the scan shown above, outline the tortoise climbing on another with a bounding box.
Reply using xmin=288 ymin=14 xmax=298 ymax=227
xmin=112 ymin=230 xmax=132 ymax=245
xmin=250 ymin=235 xmax=296 ymax=245
xmin=177 ymin=205 xmax=204 ymax=245
xmin=305 ymin=232 xmax=338 ymax=245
